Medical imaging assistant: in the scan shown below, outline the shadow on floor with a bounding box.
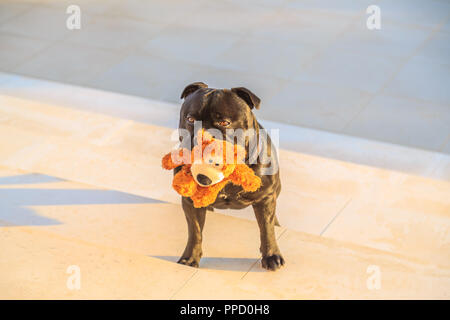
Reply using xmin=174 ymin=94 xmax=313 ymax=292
xmin=0 ymin=173 xmax=63 ymax=185
xmin=0 ymin=173 xmax=165 ymax=227
xmin=151 ymin=255 xmax=265 ymax=273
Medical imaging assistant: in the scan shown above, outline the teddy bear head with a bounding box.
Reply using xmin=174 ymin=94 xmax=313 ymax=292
xmin=162 ymin=130 xmax=246 ymax=186
xmin=191 ymin=131 xmax=246 ymax=186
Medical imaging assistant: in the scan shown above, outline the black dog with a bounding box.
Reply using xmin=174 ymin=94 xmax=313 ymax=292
xmin=175 ymin=82 xmax=284 ymax=271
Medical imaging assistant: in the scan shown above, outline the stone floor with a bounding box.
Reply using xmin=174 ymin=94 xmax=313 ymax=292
xmin=0 ymin=84 xmax=449 ymax=299
xmin=0 ymin=0 xmax=449 ymax=154
xmin=0 ymin=0 xmax=449 ymax=299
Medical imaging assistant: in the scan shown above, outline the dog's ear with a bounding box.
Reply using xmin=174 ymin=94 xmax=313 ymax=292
xmin=180 ymin=82 xmax=208 ymax=99
xmin=231 ymin=87 xmax=261 ymax=110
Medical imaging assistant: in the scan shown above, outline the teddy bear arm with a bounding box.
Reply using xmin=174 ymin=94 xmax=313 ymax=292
xmin=172 ymin=167 xmax=197 ymax=197
xmin=191 ymin=180 xmax=228 ymax=208
xmin=162 ymin=148 xmax=190 ymax=170
xmin=230 ymin=164 xmax=262 ymax=192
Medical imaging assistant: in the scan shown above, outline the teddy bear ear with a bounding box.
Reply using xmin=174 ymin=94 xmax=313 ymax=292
xmin=195 ymin=129 xmax=214 ymax=146
xmin=162 ymin=149 xmax=191 ymax=169
xmin=202 ymin=130 xmax=214 ymax=142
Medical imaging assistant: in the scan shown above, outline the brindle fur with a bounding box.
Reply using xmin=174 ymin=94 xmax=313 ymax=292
xmin=175 ymin=82 xmax=284 ymax=271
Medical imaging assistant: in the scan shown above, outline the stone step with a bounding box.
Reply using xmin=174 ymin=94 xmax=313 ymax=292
xmin=1 ymin=72 xmax=448 ymax=181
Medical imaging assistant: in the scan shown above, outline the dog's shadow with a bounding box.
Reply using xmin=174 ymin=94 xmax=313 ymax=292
xmin=151 ymin=256 xmax=266 ymax=273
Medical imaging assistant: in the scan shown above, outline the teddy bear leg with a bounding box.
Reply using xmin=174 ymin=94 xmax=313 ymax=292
xmin=173 ymin=171 xmax=197 ymax=197
xmin=252 ymin=194 xmax=285 ymax=271
xmin=178 ymin=197 xmax=207 ymax=268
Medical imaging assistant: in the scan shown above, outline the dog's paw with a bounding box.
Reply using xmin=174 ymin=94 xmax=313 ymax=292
xmin=177 ymin=256 xmax=200 ymax=268
xmin=261 ymin=254 xmax=285 ymax=271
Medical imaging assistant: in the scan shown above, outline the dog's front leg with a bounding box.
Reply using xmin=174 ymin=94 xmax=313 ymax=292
xmin=252 ymin=195 xmax=285 ymax=271
xmin=178 ymin=197 xmax=206 ymax=268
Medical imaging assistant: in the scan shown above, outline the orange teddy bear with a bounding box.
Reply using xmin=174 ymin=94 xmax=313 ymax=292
xmin=162 ymin=130 xmax=262 ymax=208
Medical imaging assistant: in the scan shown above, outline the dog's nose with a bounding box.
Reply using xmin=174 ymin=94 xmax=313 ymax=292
xmin=196 ymin=174 xmax=212 ymax=186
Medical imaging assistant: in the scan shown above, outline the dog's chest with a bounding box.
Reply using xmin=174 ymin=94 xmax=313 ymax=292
xmin=212 ymin=183 xmax=251 ymax=209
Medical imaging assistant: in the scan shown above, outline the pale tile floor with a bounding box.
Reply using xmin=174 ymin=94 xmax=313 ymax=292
xmin=0 ymin=0 xmax=449 ymax=154
xmin=0 ymin=93 xmax=449 ymax=299
xmin=0 ymin=0 xmax=449 ymax=299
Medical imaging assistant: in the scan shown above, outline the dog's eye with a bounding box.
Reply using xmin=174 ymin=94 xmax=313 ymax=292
xmin=186 ymin=116 xmax=195 ymax=123
xmin=215 ymin=163 xmax=220 ymax=167
xmin=208 ymin=159 xmax=213 ymax=164
xmin=217 ymin=120 xmax=230 ymax=127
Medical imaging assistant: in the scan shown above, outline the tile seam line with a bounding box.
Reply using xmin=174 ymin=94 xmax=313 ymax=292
xmin=132 ymin=46 xmax=290 ymax=83
xmin=319 ymin=197 xmax=353 ymax=236
xmin=100 ymin=0 xmax=210 ymax=26
xmin=294 ymin=3 xmax=380 ymax=75
xmin=0 ymin=174 xmax=293 ymax=272
xmin=377 ymin=91 xmax=450 ymax=108
xmin=4 ymin=14 xmax=138 ymax=80
xmin=271 ymin=4 xmax=383 ymax=131
xmin=11 ymin=41 xmax=133 ymax=86
xmin=169 ymin=269 xmax=198 ymax=300
xmin=9 ymin=37 xmax=65 ymax=72
xmin=438 ymin=133 xmax=450 ymax=153
xmin=1 ymin=202 xmax=295 ymax=285
xmin=61 ymin=13 xmax=175 ymax=56
xmin=0 ymin=222 xmax=184 ymax=266
xmin=340 ymin=13 xmax=450 ymax=132
xmin=0 ymin=3 xmax=37 ymax=28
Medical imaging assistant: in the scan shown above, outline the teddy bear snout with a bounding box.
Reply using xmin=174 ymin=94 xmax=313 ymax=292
xmin=191 ymin=162 xmax=225 ymax=186
xmin=196 ymin=174 xmax=212 ymax=186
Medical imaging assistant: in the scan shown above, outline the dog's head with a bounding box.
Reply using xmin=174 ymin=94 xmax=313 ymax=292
xmin=178 ymin=82 xmax=261 ymax=151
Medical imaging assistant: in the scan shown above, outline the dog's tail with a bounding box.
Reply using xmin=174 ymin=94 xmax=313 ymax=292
xmin=274 ymin=215 xmax=281 ymax=227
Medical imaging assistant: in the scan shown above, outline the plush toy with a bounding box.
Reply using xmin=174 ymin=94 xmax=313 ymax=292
xmin=162 ymin=130 xmax=262 ymax=208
